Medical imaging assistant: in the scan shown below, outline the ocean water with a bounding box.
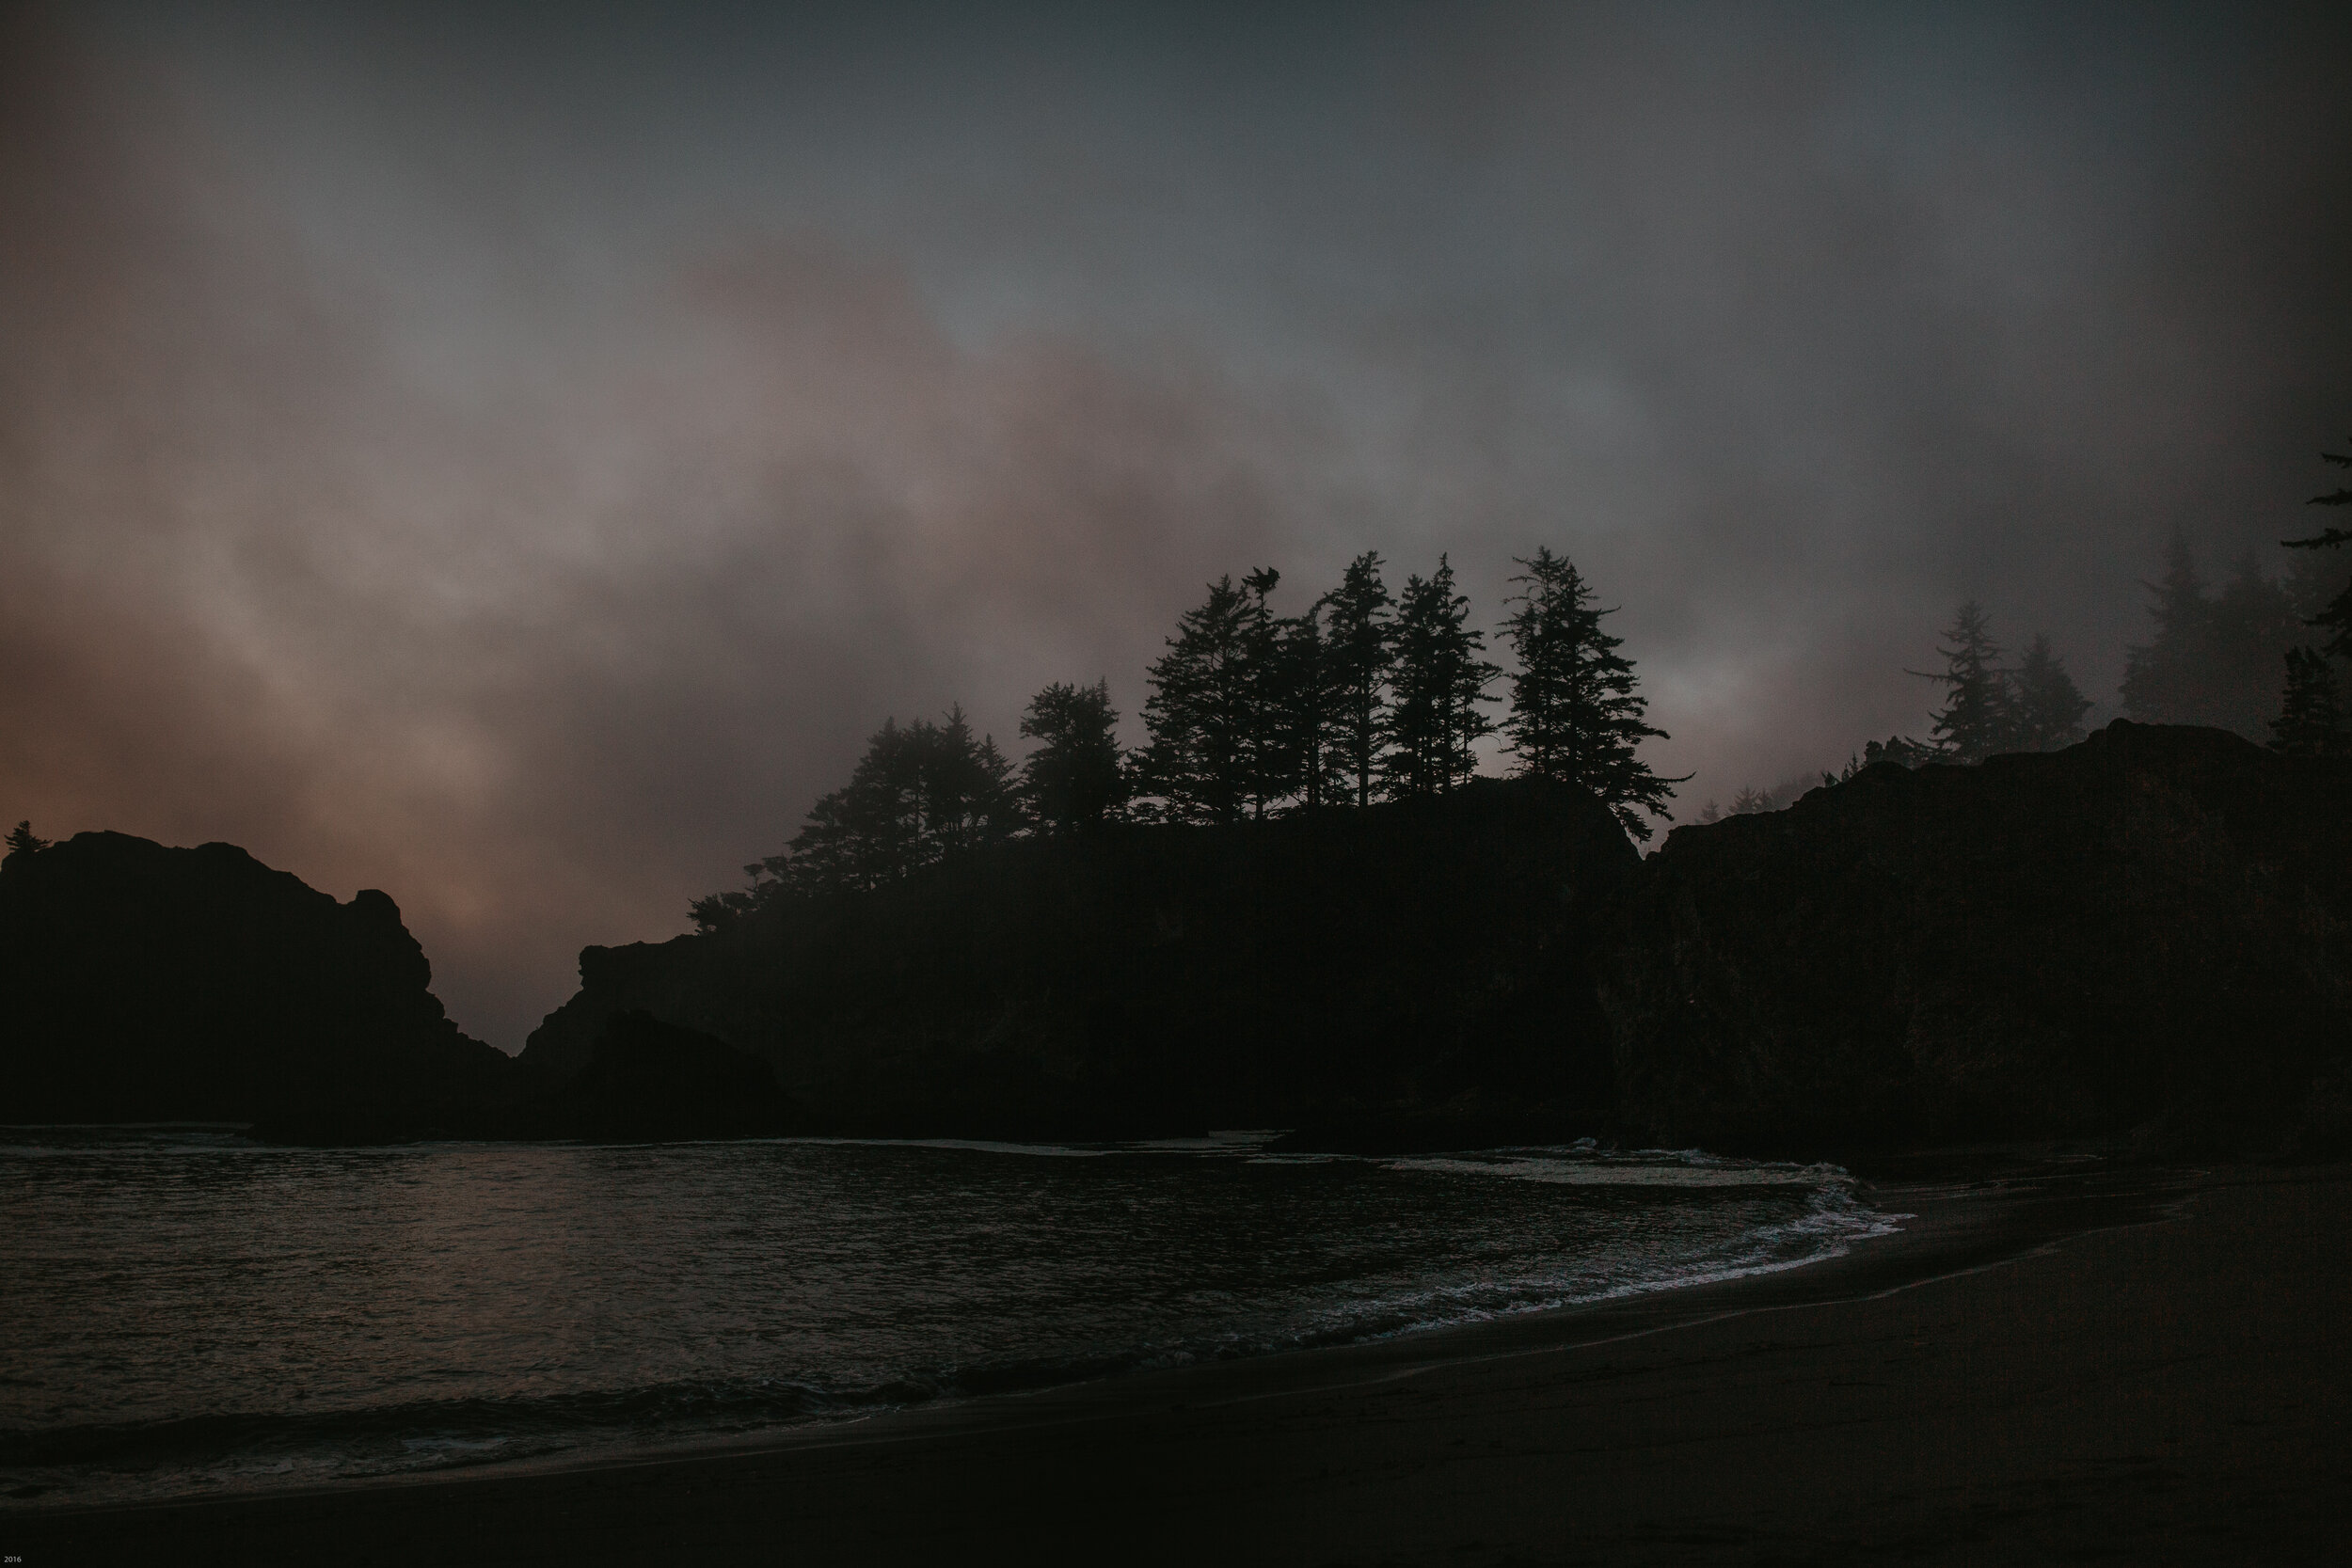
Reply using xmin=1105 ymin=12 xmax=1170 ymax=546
xmin=0 ymin=1129 xmax=1895 ymax=1508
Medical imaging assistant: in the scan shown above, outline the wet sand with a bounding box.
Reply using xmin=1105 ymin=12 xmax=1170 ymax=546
xmin=11 ymin=1161 xmax=2347 ymax=1565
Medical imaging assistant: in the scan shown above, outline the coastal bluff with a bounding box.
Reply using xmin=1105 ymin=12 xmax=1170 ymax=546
xmin=0 ymin=832 xmax=513 ymax=1127
xmin=10 ymin=721 xmax=2343 ymax=1157
xmin=0 ymin=832 xmax=805 ymax=1143
xmin=522 ymin=776 xmax=1642 ymax=1144
xmin=529 ymin=722 xmax=2350 ymax=1157
xmin=1603 ymin=721 xmax=2352 ymax=1157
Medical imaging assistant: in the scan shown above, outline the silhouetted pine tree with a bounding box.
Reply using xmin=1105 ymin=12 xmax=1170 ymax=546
xmin=692 ymin=709 xmax=1018 ymax=921
xmin=2120 ymin=533 xmax=2213 ymax=725
xmin=2282 ymin=436 xmax=2352 ymax=664
xmin=1915 ymin=601 xmax=2012 ymax=763
xmin=1020 ymin=680 xmax=1128 ymax=832
xmin=2117 ymin=537 xmax=2302 ymax=739
xmin=1497 ymin=547 xmax=1583 ymax=782
xmin=2010 ymin=633 xmax=2092 ymax=752
xmin=1382 ymin=556 xmax=1498 ymax=799
xmin=1237 ymin=568 xmax=1297 ymax=817
xmin=4 ymin=821 xmax=49 ymax=863
xmin=2267 ymin=438 xmax=2352 ymax=755
xmin=1266 ymin=602 xmax=1339 ymax=810
xmin=2207 ymin=554 xmax=2305 ymax=736
xmin=1497 ymin=546 xmax=1678 ymax=840
xmin=782 ymin=759 xmax=897 ymax=894
xmin=918 ymin=706 xmax=1019 ymax=857
xmin=2269 ymin=647 xmax=2344 ymax=757
xmin=1138 ymin=572 xmax=1280 ymax=824
xmin=1319 ymin=551 xmax=1394 ymax=807
xmin=818 ymin=710 xmax=1016 ymax=886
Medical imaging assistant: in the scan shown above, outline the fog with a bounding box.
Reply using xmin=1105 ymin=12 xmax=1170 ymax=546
xmin=5 ymin=1 xmax=2346 ymax=1044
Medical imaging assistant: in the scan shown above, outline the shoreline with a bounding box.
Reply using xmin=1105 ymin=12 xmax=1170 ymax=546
xmin=0 ymin=1136 xmax=1982 ymax=1510
xmin=3 ymin=1148 xmax=2112 ymax=1509
xmin=20 ymin=1154 xmax=2328 ymax=1564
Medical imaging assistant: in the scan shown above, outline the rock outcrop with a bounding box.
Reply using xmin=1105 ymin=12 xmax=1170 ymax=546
xmin=492 ymin=1011 xmax=807 ymax=1142
xmin=521 ymin=777 xmax=1642 ymax=1141
xmin=1600 ymin=722 xmax=2352 ymax=1156
xmin=0 ymin=832 xmax=515 ymax=1126
xmin=26 ymin=723 xmax=2337 ymax=1158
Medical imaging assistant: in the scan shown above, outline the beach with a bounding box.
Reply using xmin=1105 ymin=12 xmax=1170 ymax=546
xmin=10 ymin=1159 xmax=2346 ymax=1565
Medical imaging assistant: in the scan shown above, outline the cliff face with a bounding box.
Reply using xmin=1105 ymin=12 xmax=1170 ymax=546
xmin=28 ymin=723 xmax=2332 ymax=1155
xmin=0 ymin=832 xmax=516 ymax=1125
xmin=522 ymin=777 xmax=1642 ymax=1140
xmin=1600 ymin=722 xmax=2352 ymax=1155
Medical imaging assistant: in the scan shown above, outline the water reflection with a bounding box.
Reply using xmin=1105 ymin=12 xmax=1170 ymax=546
xmin=1 ymin=1132 xmax=1889 ymax=1506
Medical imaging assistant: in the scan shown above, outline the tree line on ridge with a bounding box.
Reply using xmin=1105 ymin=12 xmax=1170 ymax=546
xmin=1700 ymin=437 xmax=2352 ymax=818
xmin=691 ymin=548 xmax=1678 ymax=926
xmin=691 ymin=438 xmax=2352 ymax=918
xmin=1887 ymin=440 xmax=2350 ymax=774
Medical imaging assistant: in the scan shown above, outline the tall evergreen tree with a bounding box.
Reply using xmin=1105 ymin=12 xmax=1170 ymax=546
xmin=1138 ymin=572 xmax=1279 ymax=824
xmin=4 ymin=821 xmax=49 ymax=863
xmin=2120 ymin=532 xmax=2213 ymax=725
xmin=1916 ymin=601 xmax=2012 ymax=763
xmin=2010 ymin=633 xmax=2092 ymax=752
xmin=2122 ymin=534 xmax=2308 ymax=739
xmin=1019 ymin=680 xmax=1128 ymax=832
xmin=1318 ymin=551 xmax=1394 ymax=807
xmin=2205 ymin=553 xmax=2305 ymax=737
xmin=792 ymin=718 xmax=927 ymax=892
xmin=918 ymin=705 xmax=1019 ymax=858
xmin=694 ymin=708 xmax=1018 ymax=923
xmin=1497 ymin=546 xmax=1679 ymax=839
xmin=1236 ymin=568 xmax=1295 ymax=816
xmin=2283 ymin=542 xmax=2348 ymax=631
xmin=1497 ymin=546 xmax=1584 ymax=783
xmin=2282 ymin=436 xmax=2352 ymax=664
xmin=2269 ymin=647 xmax=2344 ymax=757
xmin=1267 ymin=603 xmax=1339 ymax=810
xmin=1381 ymin=555 xmax=1498 ymax=799
xmin=2269 ymin=438 xmax=2352 ymax=756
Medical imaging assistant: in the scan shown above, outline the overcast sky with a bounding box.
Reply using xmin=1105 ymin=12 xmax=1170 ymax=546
xmin=5 ymin=0 xmax=2348 ymax=1046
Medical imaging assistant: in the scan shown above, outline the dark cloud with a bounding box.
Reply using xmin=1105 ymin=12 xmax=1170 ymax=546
xmin=0 ymin=8 xmax=1311 ymax=1041
xmin=5 ymin=2 xmax=2348 ymax=1041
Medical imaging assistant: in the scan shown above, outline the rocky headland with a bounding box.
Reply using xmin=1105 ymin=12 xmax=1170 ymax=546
xmin=0 ymin=833 xmax=801 ymax=1143
xmin=1603 ymin=721 xmax=2352 ymax=1158
xmin=524 ymin=721 xmax=2349 ymax=1157
xmin=7 ymin=721 xmax=2344 ymax=1156
xmin=521 ymin=774 xmax=1639 ymax=1146
xmin=0 ymin=832 xmax=511 ymax=1130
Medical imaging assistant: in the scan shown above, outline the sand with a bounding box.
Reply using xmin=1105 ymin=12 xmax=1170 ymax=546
xmin=10 ymin=1160 xmax=2347 ymax=1566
